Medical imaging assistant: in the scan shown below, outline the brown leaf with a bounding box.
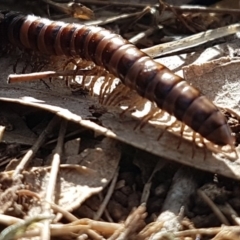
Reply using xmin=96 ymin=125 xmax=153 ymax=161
xmin=21 ymin=138 xmax=120 ymax=215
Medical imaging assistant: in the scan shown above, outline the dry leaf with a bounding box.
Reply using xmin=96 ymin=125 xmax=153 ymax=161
xmin=0 ymin=138 xmax=120 ymax=216
xmin=183 ymin=57 xmax=240 ymax=115
xmin=26 ymin=138 xmax=120 ymax=215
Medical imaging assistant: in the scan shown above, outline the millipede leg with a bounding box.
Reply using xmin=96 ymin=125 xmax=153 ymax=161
xmin=99 ymin=70 xmax=111 ymax=101
xmin=157 ymin=120 xmax=179 ymax=141
xmin=120 ymin=96 xmax=147 ymax=120
xmin=120 ymin=105 xmax=136 ymax=118
xmin=91 ymin=70 xmax=110 ymax=98
xmin=135 ymin=109 xmax=163 ymax=130
xmin=100 ymin=76 xmax=116 ymax=104
xmin=191 ymin=131 xmax=197 ymax=159
xmin=176 ymin=123 xmax=186 ymax=150
xmin=103 ymin=83 xmax=129 ymax=106
xmin=63 ymin=58 xmax=80 ymax=71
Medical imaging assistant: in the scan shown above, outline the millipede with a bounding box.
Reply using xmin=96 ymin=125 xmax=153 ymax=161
xmin=0 ymin=10 xmax=235 ymax=150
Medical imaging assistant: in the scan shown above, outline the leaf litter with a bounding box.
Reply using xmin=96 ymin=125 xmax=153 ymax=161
xmin=1 ymin=0 xmax=240 ymax=239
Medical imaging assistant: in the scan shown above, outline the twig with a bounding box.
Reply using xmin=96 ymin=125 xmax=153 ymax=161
xmin=94 ymin=167 xmax=119 ymax=220
xmin=41 ymin=119 xmax=68 ymax=240
xmin=8 ymin=70 xmax=93 ymax=83
xmin=197 ymin=189 xmax=230 ymax=225
xmin=170 ymin=5 xmax=240 ymax=15
xmin=129 ymin=26 xmax=160 ymax=44
xmin=70 ymin=0 xmax=156 ymax=8
xmin=13 ymin=116 xmax=59 ymax=178
xmin=85 ymin=9 xmax=150 ymax=26
xmin=141 ymin=159 xmax=167 ymax=204
xmin=150 ymin=167 xmax=199 ymax=239
xmin=224 ymin=203 xmax=240 ymax=226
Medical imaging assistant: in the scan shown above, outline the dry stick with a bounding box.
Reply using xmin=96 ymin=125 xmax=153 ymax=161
xmin=150 ymin=166 xmax=199 ymax=239
xmin=13 ymin=116 xmax=59 ymax=178
xmin=140 ymin=159 xmax=167 ymax=204
xmin=50 ymin=201 xmax=78 ymax=222
xmin=41 ymin=119 xmax=68 ymax=240
xmin=142 ymin=23 xmax=240 ymax=58
xmin=8 ymin=70 xmax=93 ymax=83
xmin=125 ymin=6 xmax=154 ymax=31
xmin=94 ymin=167 xmax=119 ymax=220
xmin=197 ymin=189 xmax=230 ymax=226
xmin=73 ymin=0 xmax=155 ymax=8
xmin=85 ymin=9 xmax=149 ymax=26
xmin=129 ymin=26 xmax=160 ymax=44
xmin=170 ymin=5 xmax=240 ymax=15
xmin=103 ymin=208 xmax=114 ymax=223
xmin=224 ymin=203 xmax=240 ymax=226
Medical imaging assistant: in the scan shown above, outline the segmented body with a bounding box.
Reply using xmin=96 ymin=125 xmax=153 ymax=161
xmin=0 ymin=11 xmax=234 ymax=146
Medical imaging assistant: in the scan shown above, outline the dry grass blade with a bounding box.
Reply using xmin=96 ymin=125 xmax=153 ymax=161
xmin=142 ymin=23 xmax=240 ymax=58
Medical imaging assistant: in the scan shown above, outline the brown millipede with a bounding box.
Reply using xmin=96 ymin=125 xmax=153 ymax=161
xmin=0 ymin=10 xmax=235 ymax=148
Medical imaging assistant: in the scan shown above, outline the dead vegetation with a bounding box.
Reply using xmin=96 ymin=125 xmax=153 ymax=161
xmin=1 ymin=0 xmax=240 ymax=239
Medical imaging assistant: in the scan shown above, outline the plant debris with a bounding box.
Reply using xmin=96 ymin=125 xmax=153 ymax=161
xmin=1 ymin=0 xmax=240 ymax=239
